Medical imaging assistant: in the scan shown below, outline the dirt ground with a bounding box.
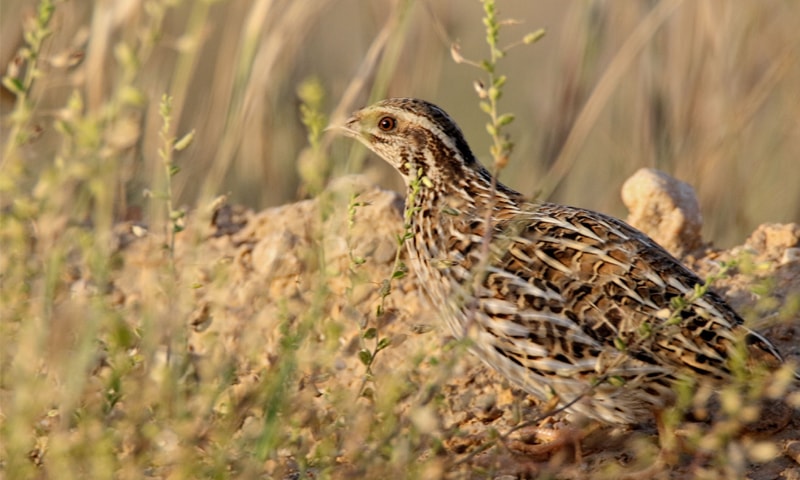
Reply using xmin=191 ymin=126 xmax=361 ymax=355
xmin=110 ymin=174 xmax=800 ymax=479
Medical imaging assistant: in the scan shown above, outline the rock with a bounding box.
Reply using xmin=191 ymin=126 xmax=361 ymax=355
xmin=744 ymin=223 xmax=800 ymax=263
xmin=621 ymin=168 xmax=703 ymax=257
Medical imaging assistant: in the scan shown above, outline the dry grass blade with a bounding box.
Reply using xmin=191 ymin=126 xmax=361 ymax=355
xmin=537 ymin=0 xmax=685 ymax=199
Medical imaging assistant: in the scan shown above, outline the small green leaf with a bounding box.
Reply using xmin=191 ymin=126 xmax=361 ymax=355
xmin=174 ymin=129 xmax=195 ymax=151
xmin=613 ymin=337 xmax=627 ymax=351
xmin=379 ymin=279 xmax=391 ymax=297
xmin=497 ymin=113 xmax=515 ymax=126
xmin=638 ymin=321 xmax=652 ymax=337
xmin=358 ymin=349 xmax=372 ymax=366
xmin=441 ymin=206 xmax=460 ymax=216
xmin=114 ymin=42 xmax=138 ymax=69
xmin=159 ymin=94 xmax=173 ymax=117
xmin=363 ymin=327 xmax=377 ymax=339
xmin=694 ymin=283 xmax=706 ymax=296
xmin=120 ymin=85 xmax=145 ymax=107
xmin=670 ymin=296 xmax=686 ymax=310
xmin=523 ymin=29 xmax=546 ymax=45
xmin=608 ymin=376 xmax=626 ymax=387
xmin=2 ymin=76 xmax=25 ymax=95
xmin=377 ymin=337 xmax=391 ymax=351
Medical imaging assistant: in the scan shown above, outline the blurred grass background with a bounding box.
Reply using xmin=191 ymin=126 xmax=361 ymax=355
xmin=2 ymin=0 xmax=798 ymax=246
xmin=2 ymin=1 xmax=800 ymax=478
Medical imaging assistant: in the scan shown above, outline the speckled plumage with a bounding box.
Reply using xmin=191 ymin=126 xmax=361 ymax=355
xmin=341 ymin=98 xmax=793 ymax=425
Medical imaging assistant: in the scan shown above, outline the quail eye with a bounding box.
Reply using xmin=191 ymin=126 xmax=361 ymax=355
xmin=378 ymin=116 xmax=396 ymax=132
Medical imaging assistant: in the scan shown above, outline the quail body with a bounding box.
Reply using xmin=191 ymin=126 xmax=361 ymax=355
xmin=341 ymin=97 xmax=794 ymax=425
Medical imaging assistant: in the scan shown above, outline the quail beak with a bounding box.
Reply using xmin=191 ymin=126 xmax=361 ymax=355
xmin=326 ymin=113 xmax=362 ymax=139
